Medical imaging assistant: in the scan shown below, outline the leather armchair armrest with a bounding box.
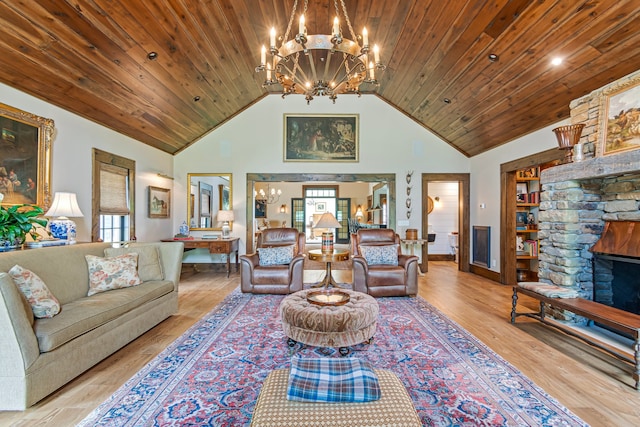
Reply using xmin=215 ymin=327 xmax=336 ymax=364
xmin=398 ymin=254 xmax=418 ymax=268
xmin=240 ymin=253 xmax=260 ymax=268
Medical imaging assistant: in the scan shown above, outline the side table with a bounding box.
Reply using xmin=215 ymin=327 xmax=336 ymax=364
xmin=307 ymin=248 xmax=350 ymax=289
xmin=162 ymin=237 xmax=239 ymax=277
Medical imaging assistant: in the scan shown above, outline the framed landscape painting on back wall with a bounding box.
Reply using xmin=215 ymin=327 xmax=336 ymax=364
xmin=284 ymin=114 xmax=358 ymax=162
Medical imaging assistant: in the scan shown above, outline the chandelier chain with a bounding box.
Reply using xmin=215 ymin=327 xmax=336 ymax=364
xmin=283 ymin=0 xmax=299 ymax=42
xmin=337 ymin=0 xmax=357 ymax=41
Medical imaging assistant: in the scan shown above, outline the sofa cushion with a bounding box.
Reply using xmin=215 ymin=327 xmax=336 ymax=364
xmin=34 ymin=280 xmax=174 ymax=352
xmin=86 ymin=253 xmax=142 ymax=296
xmin=287 ymin=356 xmax=381 ymax=403
xmin=8 ymin=265 xmax=61 ymax=318
xmin=359 ymin=245 xmax=399 ymax=266
xmin=104 ymin=245 xmax=164 ymax=281
xmin=258 ymin=245 xmax=294 ymax=266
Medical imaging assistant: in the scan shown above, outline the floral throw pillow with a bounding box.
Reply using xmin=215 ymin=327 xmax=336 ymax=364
xmin=8 ymin=264 xmax=61 ymax=318
xmin=359 ymin=244 xmax=399 ymax=266
xmin=258 ymin=245 xmax=295 ymax=266
xmin=85 ymin=253 xmax=142 ymax=296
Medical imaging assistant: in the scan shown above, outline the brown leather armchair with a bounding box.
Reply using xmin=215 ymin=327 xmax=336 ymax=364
xmin=352 ymin=229 xmax=419 ymax=297
xmin=240 ymin=228 xmax=306 ymax=294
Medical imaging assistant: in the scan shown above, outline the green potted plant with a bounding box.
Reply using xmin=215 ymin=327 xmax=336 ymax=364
xmin=0 ymin=196 xmax=48 ymax=249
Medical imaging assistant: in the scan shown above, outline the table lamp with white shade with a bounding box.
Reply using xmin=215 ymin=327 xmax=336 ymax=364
xmin=45 ymin=192 xmax=84 ymax=243
xmin=314 ymin=212 xmax=342 ymax=253
xmin=218 ymin=210 xmax=234 ymax=238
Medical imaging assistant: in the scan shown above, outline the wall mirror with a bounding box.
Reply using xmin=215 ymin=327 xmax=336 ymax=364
xmin=187 ymin=173 xmax=232 ymax=231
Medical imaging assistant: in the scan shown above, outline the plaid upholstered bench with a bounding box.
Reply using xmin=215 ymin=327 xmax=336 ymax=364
xmin=250 ymin=368 xmax=421 ymax=426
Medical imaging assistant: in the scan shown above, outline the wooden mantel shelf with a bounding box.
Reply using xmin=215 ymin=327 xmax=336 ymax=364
xmin=541 ymin=150 xmax=640 ymax=184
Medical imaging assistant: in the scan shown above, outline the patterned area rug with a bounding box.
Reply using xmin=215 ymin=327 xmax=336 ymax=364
xmin=79 ymin=289 xmax=587 ymax=426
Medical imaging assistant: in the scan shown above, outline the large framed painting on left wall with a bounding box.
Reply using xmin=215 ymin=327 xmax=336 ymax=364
xmin=0 ymin=102 xmax=53 ymax=210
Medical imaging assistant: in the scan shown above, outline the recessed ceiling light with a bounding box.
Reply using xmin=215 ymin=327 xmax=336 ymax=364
xmin=488 ymin=53 xmax=499 ymax=62
xmin=147 ymin=51 xmax=158 ymax=60
xmin=443 ymin=98 xmax=451 ymax=104
xmin=193 ymin=96 xmax=201 ymax=102
xmin=551 ymin=57 xmax=563 ymax=66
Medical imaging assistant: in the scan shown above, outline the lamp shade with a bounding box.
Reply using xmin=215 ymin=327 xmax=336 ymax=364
xmin=217 ymin=210 xmax=235 ymax=222
xmin=314 ymin=212 xmax=341 ymax=229
xmin=45 ymin=192 xmax=83 ymax=243
xmin=45 ymin=192 xmax=84 ymax=218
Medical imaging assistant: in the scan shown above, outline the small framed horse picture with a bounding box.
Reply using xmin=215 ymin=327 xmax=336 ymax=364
xmin=149 ymin=186 xmax=170 ymax=218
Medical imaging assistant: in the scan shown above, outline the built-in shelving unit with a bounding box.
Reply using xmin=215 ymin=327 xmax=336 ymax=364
xmin=515 ymin=166 xmax=540 ymax=282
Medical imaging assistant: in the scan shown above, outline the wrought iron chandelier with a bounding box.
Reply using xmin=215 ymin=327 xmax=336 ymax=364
xmin=255 ymin=184 xmax=282 ymax=204
xmin=256 ymin=0 xmax=385 ymax=104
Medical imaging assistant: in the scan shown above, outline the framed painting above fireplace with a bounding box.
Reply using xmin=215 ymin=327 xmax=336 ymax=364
xmin=600 ymin=77 xmax=640 ymax=156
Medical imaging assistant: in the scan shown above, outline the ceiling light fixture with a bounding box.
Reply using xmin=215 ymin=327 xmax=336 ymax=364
xmin=488 ymin=53 xmax=499 ymax=62
xmin=551 ymin=57 xmax=563 ymax=66
xmin=255 ymin=183 xmax=282 ymax=204
xmin=256 ymin=0 xmax=385 ymax=104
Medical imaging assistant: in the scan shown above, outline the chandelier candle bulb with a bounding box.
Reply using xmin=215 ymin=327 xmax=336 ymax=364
xmin=333 ymin=17 xmax=340 ymax=37
xmin=374 ymin=44 xmax=380 ymax=64
xmin=260 ymin=46 xmax=266 ymax=66
xmin=266 ymin=63 xmax=271 ymax=81
xmin=270 ymin=27 xmax=276 ymax=48
xmin=369 ymin=61 xmax=375 ymax=79
xmin=299 ymin=15 xmax=305 ymax=35
xmin=362 ymin=27 xmax=369 ymax=47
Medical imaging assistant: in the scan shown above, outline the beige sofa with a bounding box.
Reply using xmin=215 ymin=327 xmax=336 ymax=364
xmin=0 ymin=241 xmax=183 ymax=410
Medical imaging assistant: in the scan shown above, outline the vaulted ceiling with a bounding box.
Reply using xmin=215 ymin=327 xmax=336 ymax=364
xmin=0 ymin=1 xmax=638 ymax=156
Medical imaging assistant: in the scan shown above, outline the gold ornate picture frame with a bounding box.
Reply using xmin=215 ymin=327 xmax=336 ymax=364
xmin=0 ymin=102 xmax=53 ymax=210
xmin=599 ymin=75 xmax=640 ymax=156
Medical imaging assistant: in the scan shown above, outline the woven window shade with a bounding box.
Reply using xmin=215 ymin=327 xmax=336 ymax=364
xmin=99 ymin=163 xmax=130 ymax=215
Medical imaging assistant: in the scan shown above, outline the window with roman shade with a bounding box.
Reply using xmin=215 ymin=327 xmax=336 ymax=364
xmin=99 ymin=163 xmax=130 ymax=215
xmin=92 ymin=148 xmax=135 ymax=242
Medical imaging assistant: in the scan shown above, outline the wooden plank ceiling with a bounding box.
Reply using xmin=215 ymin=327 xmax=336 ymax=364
xmin=0 ymin=0 xmax=638 ymax=156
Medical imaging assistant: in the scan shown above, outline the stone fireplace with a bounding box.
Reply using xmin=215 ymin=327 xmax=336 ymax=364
xmin=537 ymin=69 xmax=640 ymax=323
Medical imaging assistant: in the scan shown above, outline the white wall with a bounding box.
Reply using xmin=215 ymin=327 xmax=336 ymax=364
xmin=469 ymin=120 xmax=569 ymax=272
xmin=174 ymin=94 xmax=470 ymax=254
xmin=2 ymin=81 xmax=572 ymax=271
xmin=0 ymin=83 xmax=174 ymax=242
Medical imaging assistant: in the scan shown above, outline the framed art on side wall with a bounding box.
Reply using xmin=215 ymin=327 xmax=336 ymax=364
xmin=284 ymin=114 xmax=358 ymax=162
xmin=0 ymin=102 xmax=53 ymax=210
xmin=599 ymin=76 xmax=640 ymax=156
xmin=148 ymin=186 xmax=170 ymax=218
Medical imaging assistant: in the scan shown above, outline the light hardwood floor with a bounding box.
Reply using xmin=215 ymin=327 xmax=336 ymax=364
xmin=1 ymin=262 xmax=639 ymax=426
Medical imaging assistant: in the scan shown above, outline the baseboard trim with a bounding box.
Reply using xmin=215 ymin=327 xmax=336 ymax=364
xmin=428 ymin=254 xmax=455 ymax=261
xmin=469 ymin=264 xmax=500 ymax=283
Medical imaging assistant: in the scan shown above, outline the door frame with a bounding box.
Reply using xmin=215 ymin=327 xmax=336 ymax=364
xmin=499 ymin=148 xmax=563 ymax=284
xmin=421 ymin=173 xmax=470 ymax=273
xmin=246 ymin=173 xmax=396 ymax=253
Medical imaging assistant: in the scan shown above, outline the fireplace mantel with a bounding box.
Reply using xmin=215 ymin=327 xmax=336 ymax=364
xmin=541 ymin=150 xmax=640 ymax=184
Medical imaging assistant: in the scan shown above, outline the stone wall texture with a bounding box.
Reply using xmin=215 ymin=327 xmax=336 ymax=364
xmin=538 ymin=70 xmax=640 ymax=321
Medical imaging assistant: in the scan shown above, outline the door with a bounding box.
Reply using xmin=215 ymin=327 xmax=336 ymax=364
xmin=336 ymin=198 xmax=350 ymax=244
xmin=291 ymin=198 xmax=305 ymax=232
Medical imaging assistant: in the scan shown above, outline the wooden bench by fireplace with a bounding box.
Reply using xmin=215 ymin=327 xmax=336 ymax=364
xmin=511 ymin=283 xmax=640 ymax=390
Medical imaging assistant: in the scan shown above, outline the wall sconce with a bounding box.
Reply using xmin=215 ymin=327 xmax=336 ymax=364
xmin=355 ymin=205 xmax=364 ymax=220
xmin=280 ymin=204 xmax=287 ymax=213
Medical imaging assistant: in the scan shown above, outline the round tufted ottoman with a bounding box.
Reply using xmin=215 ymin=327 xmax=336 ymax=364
xmin=279 ymin=289 xmax=379 ymax=354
